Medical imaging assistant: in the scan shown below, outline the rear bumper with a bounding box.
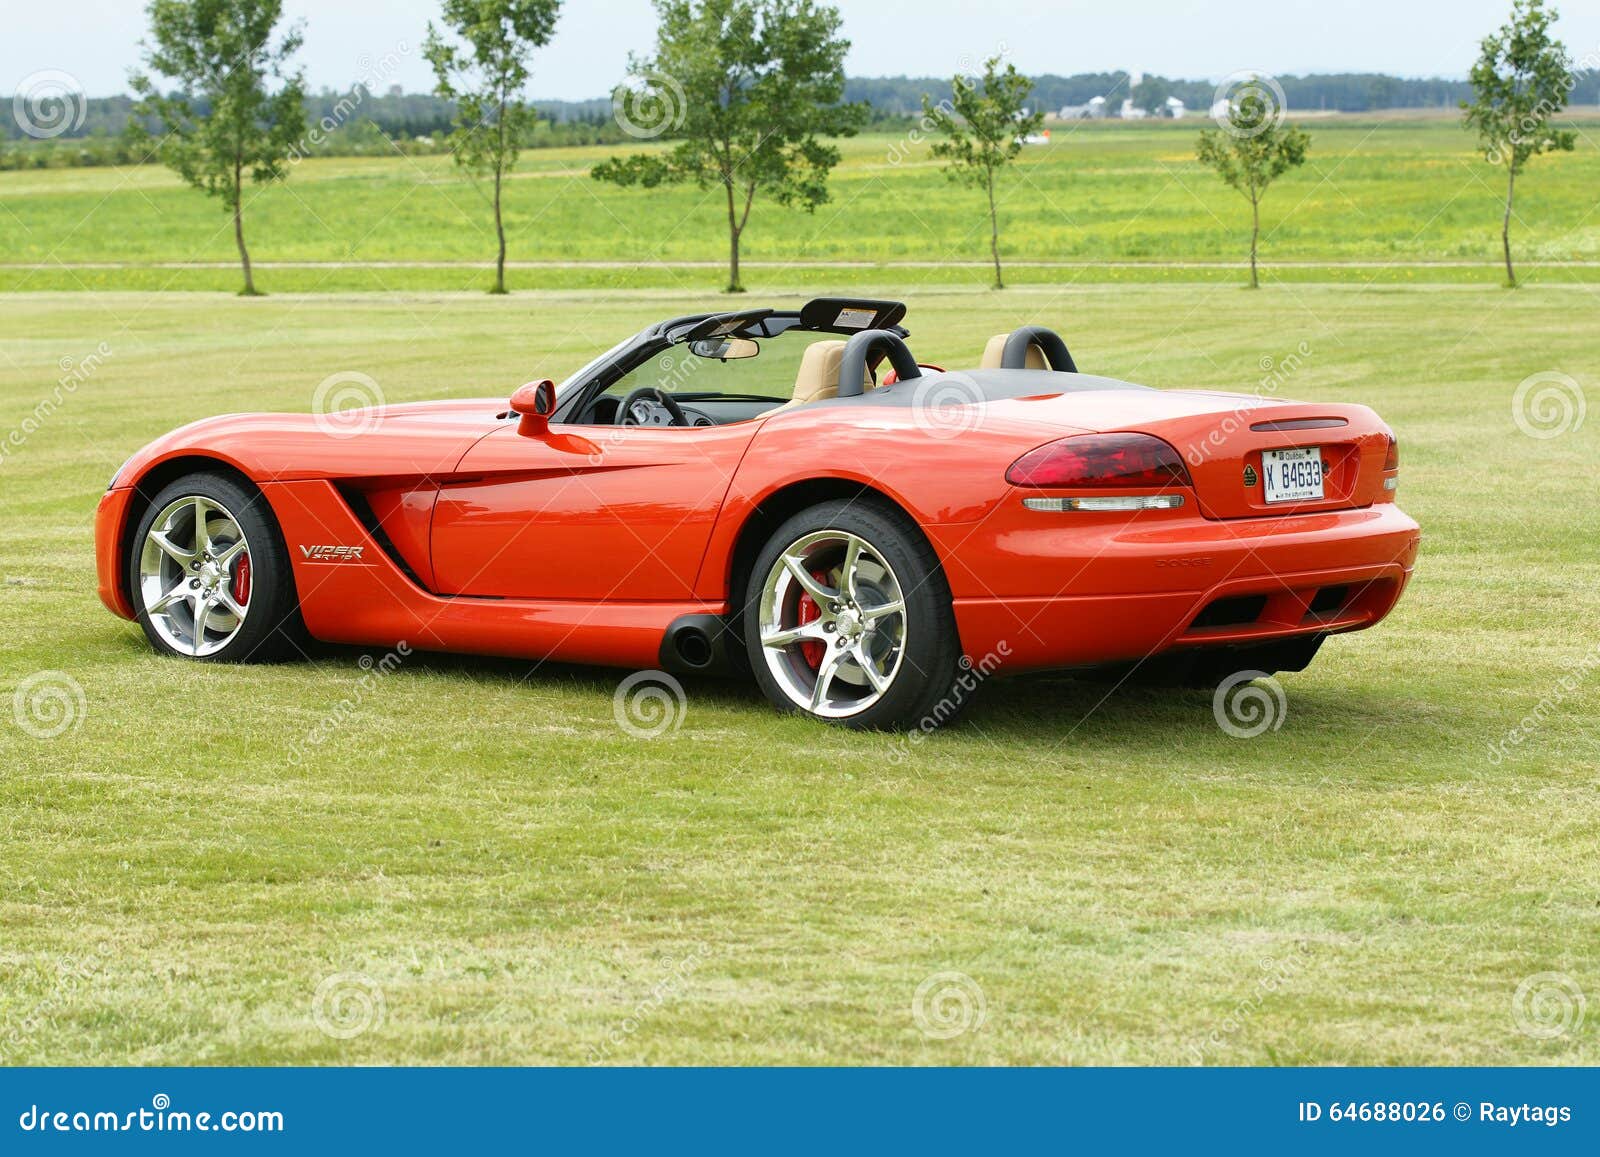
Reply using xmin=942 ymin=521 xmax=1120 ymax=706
xmin=932 ymin=501 xmax=1420 ymax=671
xmin=95 ymin=487 xmax=137 ymax=620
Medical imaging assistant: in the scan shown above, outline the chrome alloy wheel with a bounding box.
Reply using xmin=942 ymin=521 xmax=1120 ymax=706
xmin=138 ymin=495 xmax=252 ymax=657
xmin=757 ymin=529 xmax=908 ymax=718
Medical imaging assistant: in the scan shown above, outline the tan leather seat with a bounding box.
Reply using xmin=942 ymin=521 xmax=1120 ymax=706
xmin=774 ymin=339 xmax=873 ymax=410
xmin=980 ymin=333 xmax=1048 ymax=370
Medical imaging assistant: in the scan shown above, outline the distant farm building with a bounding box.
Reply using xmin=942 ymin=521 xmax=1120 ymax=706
xmin=1059 ymin=95 xmax=1107 ymax=119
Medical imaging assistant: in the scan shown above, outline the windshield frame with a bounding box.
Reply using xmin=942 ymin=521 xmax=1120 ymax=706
xmin=551 ymin=302 xmax=911 ymax=424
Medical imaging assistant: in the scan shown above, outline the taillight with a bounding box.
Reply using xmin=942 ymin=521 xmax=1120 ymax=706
xmin=1006 ymin=433 xmax=1193 ymax=489
xmin=1381 ymin=434 xmax=1399 ymax=493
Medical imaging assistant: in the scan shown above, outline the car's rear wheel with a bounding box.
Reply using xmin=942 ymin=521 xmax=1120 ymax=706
xmin=129 ymin=472 xmax=304 ymax=662
xmin=744 ymin=499 xmax=969 ymax=730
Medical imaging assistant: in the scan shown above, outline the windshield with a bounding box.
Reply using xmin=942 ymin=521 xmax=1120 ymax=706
xmin=556 ymin=336 xmax=634 ymax=397
xmin=601 ymin=330 xmax=841 ymax=404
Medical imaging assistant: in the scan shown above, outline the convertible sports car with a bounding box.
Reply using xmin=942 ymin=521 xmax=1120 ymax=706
xmin=95 ymin=297 xmax=1420 ymax=729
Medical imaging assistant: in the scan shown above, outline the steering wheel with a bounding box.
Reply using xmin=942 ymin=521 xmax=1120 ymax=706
xmin=616 ymin=386 xmax=690 ymax=427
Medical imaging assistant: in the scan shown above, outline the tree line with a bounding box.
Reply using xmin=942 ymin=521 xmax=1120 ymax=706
xmin=76 ymin=0 xmax=1588 ymax=295
xmin=1 ymin=91 xmax=635 ymax=171
xmin=7 ymin=69 xmax=1530 ymax=146
xmin=849 ymin=72 xmax=1503 ymax=117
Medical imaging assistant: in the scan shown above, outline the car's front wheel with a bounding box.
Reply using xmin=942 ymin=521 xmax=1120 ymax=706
xmin=744 ymin=499 xmax=969 ymax=730
xmin=129 ymin=472 xmax=304 ymax=662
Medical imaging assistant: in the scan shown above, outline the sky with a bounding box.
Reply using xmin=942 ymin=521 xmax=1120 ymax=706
xmin=8 ymin=0 xmax=1600 ymax=100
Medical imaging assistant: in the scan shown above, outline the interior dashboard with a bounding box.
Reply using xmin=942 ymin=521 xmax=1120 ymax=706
xmin=585 ymin=395 xmax=785 ymax=427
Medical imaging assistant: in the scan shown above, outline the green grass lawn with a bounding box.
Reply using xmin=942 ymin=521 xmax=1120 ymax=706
xmin=4 ymin=116 xmax=1600 ymax=293
xmin=1 ymin=285 xmax=1596 ymax=1064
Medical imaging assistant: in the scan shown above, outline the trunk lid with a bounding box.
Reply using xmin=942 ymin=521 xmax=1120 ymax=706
xmin=992 ymin=386 xmax=1395 ymax=518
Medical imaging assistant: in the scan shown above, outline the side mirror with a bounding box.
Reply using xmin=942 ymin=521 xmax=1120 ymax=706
xmin=510 ymin=379 xmax=556 ymax=438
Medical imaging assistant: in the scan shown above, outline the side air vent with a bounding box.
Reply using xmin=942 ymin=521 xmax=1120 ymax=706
xmin=336 ymin=485 xmax=425 ymax=587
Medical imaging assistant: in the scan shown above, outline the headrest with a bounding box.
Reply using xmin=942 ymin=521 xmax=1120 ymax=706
xmin=791 ymin=339 xmax=872 ymax=405
xmin=980 ymin=334 xmax=1047 ymax=370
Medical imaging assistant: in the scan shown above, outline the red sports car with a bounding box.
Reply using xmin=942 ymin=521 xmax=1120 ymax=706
xmin=95 ymin=297 xmax=1419 ymax=729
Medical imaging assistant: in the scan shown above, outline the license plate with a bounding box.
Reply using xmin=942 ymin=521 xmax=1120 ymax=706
xmin=1261 ymin=446 xmax=1324 ymax=504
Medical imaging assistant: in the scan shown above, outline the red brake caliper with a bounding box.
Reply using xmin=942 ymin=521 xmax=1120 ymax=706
xmin=232 ymin=553 xmax=251 ymax=605
xmin=795 ymin=568 xmax=831 ymax=669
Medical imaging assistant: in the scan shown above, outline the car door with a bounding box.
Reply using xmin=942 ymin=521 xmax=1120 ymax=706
xmin=429 ymin=421 xmax=758 ymax=601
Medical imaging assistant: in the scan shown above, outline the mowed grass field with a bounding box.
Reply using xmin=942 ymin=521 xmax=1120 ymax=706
xmin=1 ymin=284 xmax=1596 ymax=1064
xmin=4 ymin=116 xmax=1600 ymax=293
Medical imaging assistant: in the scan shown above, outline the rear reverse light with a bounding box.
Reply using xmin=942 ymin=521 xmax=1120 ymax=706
xmin=1006 ymin=433 xmax=1193 ymax=489
xmin=1022 ymin=495 xmax=1185 ymax=512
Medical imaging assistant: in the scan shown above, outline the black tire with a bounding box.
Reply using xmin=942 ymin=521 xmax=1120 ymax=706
xmin=742 ymin=498 xmax=970 ymax=730
xmin=128 ymin=471 xmax=307 ymax=663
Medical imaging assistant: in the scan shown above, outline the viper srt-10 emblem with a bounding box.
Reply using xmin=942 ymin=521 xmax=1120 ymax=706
xmin=300 ymin=544 xmax=365 ymax=561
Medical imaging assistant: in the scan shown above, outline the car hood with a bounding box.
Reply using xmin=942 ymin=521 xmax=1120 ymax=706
xmin=111 ymin=398 xmax=509 ymax=487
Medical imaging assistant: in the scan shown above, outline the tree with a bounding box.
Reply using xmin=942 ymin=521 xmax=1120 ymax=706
xmin=1195 ymin=92 xmax=1309 ymax=289
xmin=1463 ymin=0 xmax=1576 ymax=286
xmin=129 ymin=0 xmax=307 ymax=296
xmin=921 ymin=57 xmax=1043 ymax=290
xmin=1133 ymin=75 xmax=1173 ymax=116
xmin=425 ymin=0 xmax=562 ymax=295
xmin=592 ymin=0 xmax=864 ymax=294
